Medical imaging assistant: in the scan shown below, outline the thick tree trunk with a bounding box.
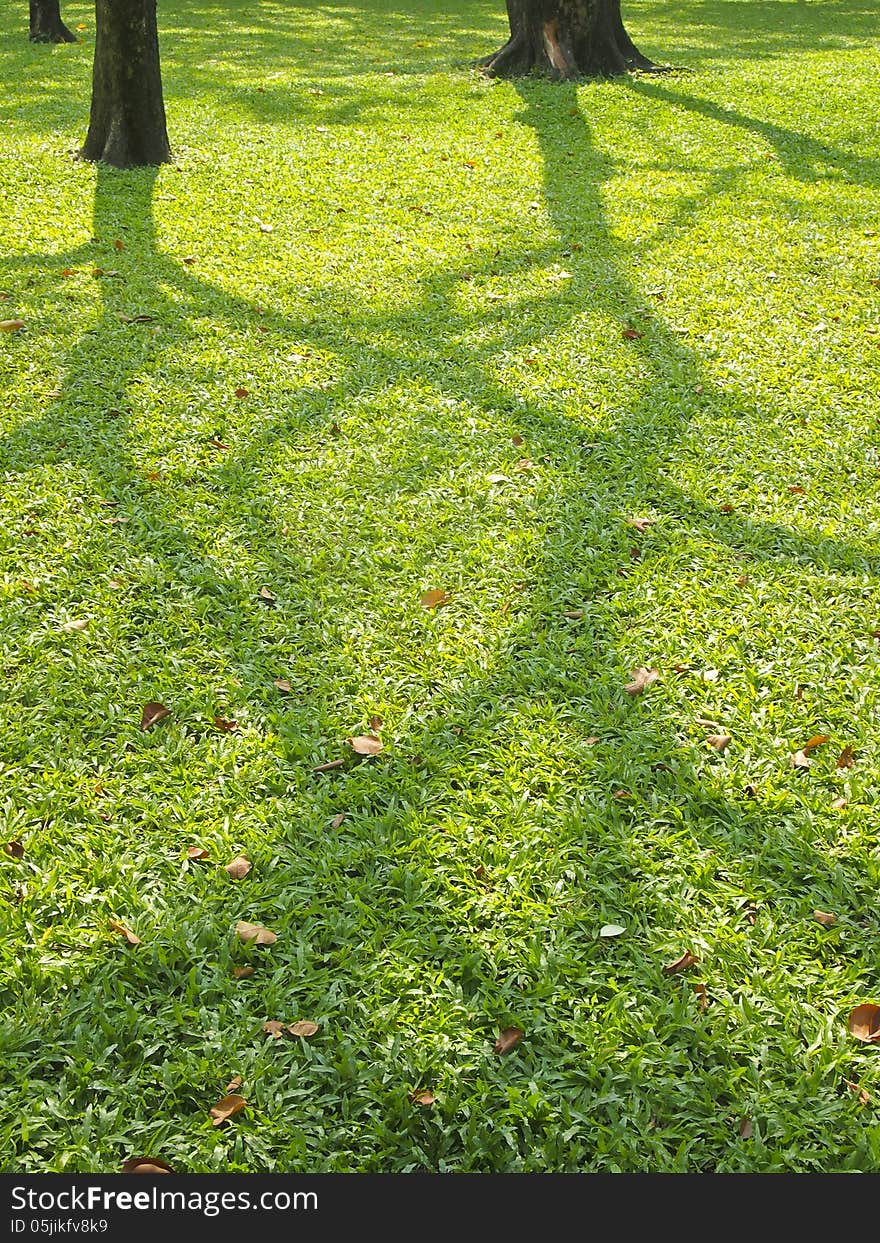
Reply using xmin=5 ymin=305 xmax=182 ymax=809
xmin=29 ymin=0 xmax=76 ymax=43
xmin=81 ymin=0 xmax=170 ymax=168
xmin=480 ymin=0 xmax=659 ymax=79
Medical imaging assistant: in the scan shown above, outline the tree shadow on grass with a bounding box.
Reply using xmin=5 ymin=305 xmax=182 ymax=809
xmin=1 ymin=74 xmax=879 ymax=1172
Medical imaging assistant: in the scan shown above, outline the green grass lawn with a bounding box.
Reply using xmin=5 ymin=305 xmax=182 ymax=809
xmin=1 ymin=0 xmax=879 ymax=1173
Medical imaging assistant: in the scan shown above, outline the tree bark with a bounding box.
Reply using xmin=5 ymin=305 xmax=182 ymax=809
xmin=81 ymin=0 xmax=171 ymax=168
xmin=480 ymin=0 xmax=659 ymax=79
xmin=29 ymin=0 xmax=76 ymax=43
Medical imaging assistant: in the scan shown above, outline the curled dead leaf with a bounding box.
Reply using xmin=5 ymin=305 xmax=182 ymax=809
xmin=225 ymin=1075 xmax=242 ymax=1093
xmin=348 ymin=734 xmax=383 ymax=756
xmin=263 ymin=1020 xmax=285 ymax=1039
xmin=408 ymin=1089 xmax=435 ymax=1106
xmin=273 ymin=679 xmax=292 ymax=693
xmin=234 ymin=387 xmax=249 ymax=398
xmin=109 ymin=919 xmax=141 ymax=945
xmin=663 ymin=950 xmax=699 ymax=975
xmin=837 ymin=745 xmax=855 ymax=769
xmin=626 ymin=518 xmax=654 ymax=534
xmin=235 ymin=920 xmax=277 ymax=946
xmin=369 ymin=715 xmax=384 ymax=730
xmin=846 ymin=1079 xmax=871 ymax=1105
xmin=186 ymin=846 xmax=210 ymax=860
xmin=706 ymin=734 xmax=732 ymax=752
xmin=514 ymin=458 xmax=535 ymax=473
xmin=493 ymin=1026 xmax=524 ymax=1055
xmin=258 ymin=586 xmax=276 ymax=602
xmin=791 ymin=749 xmax=811 ymax=770
xmin=803 ymin=734 xmax=831 ymax=753
xmin=209 ymin=1093 xmax=246 ymax=1126
xmin=4 ymin=840 xmax=24 ymax=859
xmin=59 ymin=618 xmax=89 ymax=633
xmin=141 ymin=702 xmax=170 ymax=731
xmin=693 ymin=982 xmax=708 ymax=1011
xmin=330 ymin=812 xmax=346 ymax=829
xmin=288 ymin=1020 xmax=319 ymax=1038
xmin=813 ymin=910 xmax=837 ymax=927
xmin=114 ymin=238 xmax=125 ymax=252
xmin=847 ymin=1004 xmax=880 ymax=1042
xmin=564 ymin=608 xmax=585 ymax=619
xmin=622 ymin=327 xmax=642 ymax=340
xmin=420 ymin=588 xmax=449 ymax=609
xmin=0 ymin=319 xmax=25 ymax=332
xmin=511 ymin=434 xmax=524 ymax=446
xmin=213 ymin=716 xmax=238 ymax=732
xmin=739 ymin=1118 xmax=753 ymax=1140
xmin=625 ymin=667 xmax=659 ymax=696
xmin=232 ymin=966 xmax=254 ymax=979
xmin=225 ymin=856 xmax=251 ymax=879
xmin=312 ymin=758 xmax=345 ymax=773
xmin=122 ymin=1157 xmax=173 ymax=1174
xmin=831 ymin=796 xmax=848 ymax=810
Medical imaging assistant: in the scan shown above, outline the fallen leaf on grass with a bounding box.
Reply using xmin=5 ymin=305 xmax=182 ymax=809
xmin=739 ymin=1118 xmax=753 ymax=1140
xmin=225 ymin=856 xmax=251 ymax=879
xmin=141 ymin=702 xmax=170 ymax=731
xmin=626 ymin=518 xmax=654 ymax=534
xmin=226 ymin=1075 xmax=243 ymax=1093
xmin=348 ymin=734 xmax=383 ymax=756
xmin=235 ymin=921 xmax=277 ymax=946
xmin=599 ymin=924 xmax=626 ymax=938
xmin=787 ymin=485 xmax=806 ymax=495
xmin=514 ymin=458 xmax=534 ymax=473
xmin=831 ymin=796 xmax=848 ymax=810
xmin=214 ymin=716 xmax=238 ymax=732
xmin=0 ymin=319 xmax=25 ymax=332
xmin=369 ymin=714 xmax=384 ymax=730
xmin=803 ymin=734 xmax=831 ymax=752
xmin=693 ymin=983 xmax=709 ymax=1011
xmin=837 ymin=746 xmax=855 ymax=769
xmin=846 ymin=1080 xmax=871 ymax=1105
xmin=511 ymin=434 xmax=524 ymax=446
xmin=232 ymin=966 xmax=254 ymax=979
xmin=258 ymin=586 xmax=276 ymax=602
xmin=408 ymin=1090 xmax=435 ymax=1106
xmin=288 ymin=1020 xmax=319 ymax=1038
xmin=420 ymin=589 xmax=449 ymax=609
xmin=564 ymin=608 xmax=585 ymax=619
xmin=706 ymin=734 xmax=732 ymax=752
xmin=186 ymin=846 xmax=210 ymax=860
xmin=118 ymin=313 xmax=154 ymax=324
xmin=122 ymin=1157 xmax=173 ymax=1174
xmin=59 ymin=619 xmax=89 ymax=636
xmin=209 ymin=1094 xmax=246 ymax=1126
xmin=486 ymin=472 xmax=509 ymax=484
xmin=4 ymin=840 xmax=24 ymax=858
xmin=234 ymin=387 xmax=249 ymax=398
xmin=208 ymin=438 xmax=230 ymax=450
xmin=663 ymin=950 xmax=699 ymax=975
xmin=791 ymin=749 xmax=811 ymax=770
xmin=263 ymin=1020 xmax=285 ymax=1039
xmin=273 ymin=679 xmax=292 ymax=693
xmin=109 ymin=919 xmax=141 ymax=945
xmin=621 ymin=327 xmax=642 ymax=340
xmin=330 ymin=812 xmax=346 ymax=829
xmin=813 ymin=910 xmax=837 ymax=927
xmin=625 ymin=667 xmax=659 ymax=696
xmin=847 ymin=1004 xmax=880 ymax=1042
xmin=493 ymin=1027 xmax=523 ymax=1055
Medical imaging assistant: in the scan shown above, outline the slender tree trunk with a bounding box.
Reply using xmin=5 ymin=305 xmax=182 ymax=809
xmin=81 ymin=0 xmax=171 ymax=168
xmin=29 ymin=0 xmax=76 ymax=43
xmin=480 ymin=0 xmax=660 ymax=79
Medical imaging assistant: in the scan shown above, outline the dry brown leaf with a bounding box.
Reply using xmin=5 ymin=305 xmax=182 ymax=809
xmin=209 ymin=1093 xmax=246 ymax=1126
xmin=625 ymin=667 xmax=659 ymax=696
xmin=60 ymin=618 xmax=89 ymax=633
xmin=692 ymin=982 xmax=709 ymax=1011
xmin=234 ymin=387 xmax=249 ymax=398
xmin=235 ymin=920 xmax=277 ymax=946
xmin=213 ymin=716 xmax=238 ymax=732
xmin=288 ymin=1020 xmax=319 ymax=1038
xmin=514 ymin=458 xmax=535 ymax=473
xmin=813 ymin=910 xmax=837 ymax=927
xmin=486 ymin=471 xmax=509 ymax=484
xmin=0 ymin=319 xmax=25 ymax=332
xmin=622 ymin=327 xmax=642 ymax=340
xmin=408 ymin=1089 xmax=435 ymax=1106
xmin=787 ymin=485 xmax=806 ymax=495
xmin=122 ymin=1157 xmax=173 ymax=1174
xmin=226 ymin=856 xmax=251 ymax=880
xmin=584 ymin=735 xmax=599 ymax=746
xmin=225 ymin=1075 xmax=243 ymax=1093
xmin=719 ymin=503 xmax=735 ymax=514
xmin=273 ymin=678 xmax=292 ymax=693
xmin=348 ymin=734 xmax=383 ymax=756
xmin=847 ymin=1004 xmax=880 ymax=1042
xmin=263 ymin=1020 xmax=285 ymax=1039
xmin=4 ymin=840 xmax=24 ymax=859
xmin=369 ymin=715 xmax=384 ymax=730
xmin=312 ymin=758 xmax=345 ymax=773
xmin=186 ymin=846 xmax=210 ymax=860
xmin=208 ymin=438 xmax=230 ymax=450
xmin=420 ymin=588 xmax=449 ymax=609
xmin=837 ymin=745 xmax=855 ymax=769
xmin=511 ymin=434 xmax=524 ymax=446
xmin=612 ymin=790 xmax=632 ymax=801
xmin=141 ymin=702 xmax=170 ymax=731
xmin=114 ymin=238 xmax=125 ymax=251
xmin=694 ymin=717 xmax=719 ymax=729
xmin=258 ymin=586 xmax=276 ymax=602
xmin=109 ymin=919 xmax=141 ymax=945
xmin=791 ymin=750 xmax=811 ymax=770
xmin=564 ymin=608 xmax=585 ymax=619
xmin=803 ymin=734 xmax=831 ymax=752
xmin=493 ymin=1026 xmax=524 ymax=1055
xmin=831 ymin=796 xmax=848 ymax=810
xmin=626 ymin=518 xmax=654 ymax=534
xmin=330 ymin=812 xmax=346 ymax=829
xmin=706 ymin=734 xmax=732 ymax=752
xmin=846 ymin=1079 xmax=871 ymax=1106
xmin=232 ymin=966 xmax=254 ymax=979
xmin=663 ymin=950 xmax=699 ymax=975
xmin=739 ymin=1118 xmax=753 ymax=1140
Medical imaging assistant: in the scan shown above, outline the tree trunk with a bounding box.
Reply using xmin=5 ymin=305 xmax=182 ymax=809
xmin=81 ymin=0 xmax=171 ymax=168
xmin=29 ymin=0 xmax=76 ymax=43
xmin=480 ymin=0 xmax=659 ymax=79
